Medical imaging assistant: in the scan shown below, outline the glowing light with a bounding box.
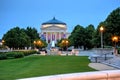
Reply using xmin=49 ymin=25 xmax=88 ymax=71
xmin=100 ymin=26 xmax=104 ymax=32
xmin=112 ymin=36 xmax=118 ymax=42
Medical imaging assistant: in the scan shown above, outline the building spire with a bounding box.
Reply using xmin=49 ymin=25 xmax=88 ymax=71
xmin=53 ymin=17 xmax=56 ymax=20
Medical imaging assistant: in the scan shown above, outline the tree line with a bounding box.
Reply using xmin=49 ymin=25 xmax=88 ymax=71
xmin=69 ymin=7 xmax=120 ymax=49
xmin=2 ymin=7 xmax=120 ymax=50
xmin=2 ymin=27 xmax=40 ymax=49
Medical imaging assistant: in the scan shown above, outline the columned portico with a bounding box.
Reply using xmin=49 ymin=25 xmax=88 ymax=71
xmin=43 ymin=31 xmax=66 ymax=44
xmin=40 ymin=17 xmax=70 ymax=45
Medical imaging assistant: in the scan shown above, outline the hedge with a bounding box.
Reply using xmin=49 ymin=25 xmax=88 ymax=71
xmin=0 ymin=50 xmax=37 ymax=60
xmin=0 ymin=53 xmax=7 ymax=60
xmin=6 ymin=52 xmax=24 ymax=59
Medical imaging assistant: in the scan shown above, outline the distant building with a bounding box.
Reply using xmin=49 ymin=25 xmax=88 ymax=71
xmin=40 ymin=17 xmax=70 ymax=44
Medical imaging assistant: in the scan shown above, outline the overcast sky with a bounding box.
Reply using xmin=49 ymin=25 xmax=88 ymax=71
xmin=0 ymin=0 xmax=120 ymax=39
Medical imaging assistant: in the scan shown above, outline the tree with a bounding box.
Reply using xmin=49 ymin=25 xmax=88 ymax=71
xmin=3 ymin=27 xmax=30 ymax=49
xmin=104 ymin=7 xmax=120 ymax=46
xmin=69 ymin=25 xmax=85 ymax=48
xmin=84 ymin=24 xmax=95 ymax=49
xmin=25 ymin=27 xmax=40 ymax=47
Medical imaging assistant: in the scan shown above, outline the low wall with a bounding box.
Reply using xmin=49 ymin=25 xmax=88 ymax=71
xmin=19 ymin=70 xmax=120 ymax=80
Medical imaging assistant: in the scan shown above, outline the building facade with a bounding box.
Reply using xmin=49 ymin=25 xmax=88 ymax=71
xmin=40 ymin=17 xmax=70 ymax=44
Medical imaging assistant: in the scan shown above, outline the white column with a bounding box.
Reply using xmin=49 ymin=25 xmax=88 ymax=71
xmin=59 ymin=32 xmax=61 ymax=40
xmin=51 ymin=32 xmax=52 ymax=43
xmin=55 ymin=32 xmax=57 ymax=43
xmin=46 ymin=32 xmax=48 ymax=43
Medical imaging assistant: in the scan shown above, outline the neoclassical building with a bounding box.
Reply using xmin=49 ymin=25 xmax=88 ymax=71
xmin=40 ymin=17 xmax=70 ymax=44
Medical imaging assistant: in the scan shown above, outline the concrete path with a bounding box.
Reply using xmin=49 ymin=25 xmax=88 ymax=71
xmin=88 ymin=63 xmax=118 ymax=71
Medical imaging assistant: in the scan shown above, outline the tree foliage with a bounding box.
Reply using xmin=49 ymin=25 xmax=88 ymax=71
xmin=2 ymin=26 xmax=40 ymax=49
xmin=3 ymin=27 xmax=30 ymax=49
xmin=84 ymin=24 xmax=95 ymax=49
xmin=104 ymin=7 xmax=120 ymax=46
xmin=69 ymin=24 xmax=95 ymax=49
xmin=25 ymin=27 xmax=40 ymax=44
xmin=93 ymin=7 xmax=120 ymax=47
xmin=69 ymin=25 xmax=86 ymax=48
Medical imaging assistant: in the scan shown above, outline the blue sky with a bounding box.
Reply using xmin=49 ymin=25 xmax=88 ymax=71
xmin=0 ymin=0 xmax=120 ymax=39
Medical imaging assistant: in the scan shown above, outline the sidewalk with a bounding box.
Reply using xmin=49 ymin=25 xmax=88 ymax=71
xmin=88 ymin=63 xmax=118 ymax=71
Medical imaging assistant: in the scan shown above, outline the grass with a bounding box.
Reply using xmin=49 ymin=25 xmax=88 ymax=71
xmin=0 ymin=55 xmax=96 ymax=80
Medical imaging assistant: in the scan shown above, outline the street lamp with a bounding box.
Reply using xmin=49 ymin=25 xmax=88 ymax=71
xmin=100 ymin=26 xmax=104 ymax=48
xmin=61 ymin=39 xmax=69 ymax=51
xmin=33 ymin=41 xmax=36 ymax=49
xmin=33 ymin=40 xmax=42 ymax=49
xmin=112 ymin=36 xmax=118 ymax=55
xmin=112 ymin=36 xmax=118 ymax=44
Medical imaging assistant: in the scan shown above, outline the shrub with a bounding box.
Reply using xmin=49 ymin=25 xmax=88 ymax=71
xmin=6 ymin=52 xmax=24 ymax=59
xmin=0 ymin=53 xmax=7 ymax=60
xmin=0 ymin=50 xmax=37 ymax=60
xmin=14 ymin=52 xmax=24 ymax=58
xmin=6 ymin=52 xmax=15 ymax=58
xmin=22 ymin=50 xmax=37 ymax=56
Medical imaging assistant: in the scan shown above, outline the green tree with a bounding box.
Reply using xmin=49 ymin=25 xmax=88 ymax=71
xmin=3 ymin=27 xmax=30 ymax=49
xmin=25 ymin=27 xmax=40 ymax=47
xmin=69 ymin=25 xmax=85 ymax=48
xmin=104 ymin=7 xmax=120 ymax=46
xmin=84 ymin=24 xmax=95 ymax=49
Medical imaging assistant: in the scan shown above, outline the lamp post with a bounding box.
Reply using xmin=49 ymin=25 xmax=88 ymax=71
xmin=61 ymin=39 xmax=69 ymax=55
xmin=100 ymin=26 xmax=104 ymax=48
xmin=112 ymin=36 xmax=118 ymax=47
xmin=61 ymin=39 xmax=69 ymax=51
xmin=34 ymin=40 xmax=42 ymax=50
xmin=66 ymin=40 xmax=69 ymax=51
xmin=33 ymin=41 xmax=36 ymax=49
xmin=112 ymin=36 xmax=118 ymax=55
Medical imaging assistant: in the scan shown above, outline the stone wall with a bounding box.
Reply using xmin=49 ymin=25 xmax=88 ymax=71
xmin=19 ymin=70 xmax=120 ymax=80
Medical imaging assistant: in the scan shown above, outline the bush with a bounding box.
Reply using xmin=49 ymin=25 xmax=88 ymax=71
xmin=0 ymin=50 xmax=37 ymax=60
xmin=14 ymin=52 xmax=24 ymax=58
xmin=22 ymin=50 xmax=37 ymax=56
xmin=6 ymin=52 xmax=24 ymax=59
xmin=6 ymin=52 xmax=15 ymax=58
xmin=0 ymin=53 xmax=7 ymax=60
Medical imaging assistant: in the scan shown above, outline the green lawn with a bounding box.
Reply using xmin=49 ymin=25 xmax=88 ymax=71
xmin=0 ymin=55 xmax=96 ymax=80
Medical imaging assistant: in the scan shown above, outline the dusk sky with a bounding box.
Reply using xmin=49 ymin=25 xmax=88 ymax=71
xmin=0 ymin=0 xmax=120 ymax=39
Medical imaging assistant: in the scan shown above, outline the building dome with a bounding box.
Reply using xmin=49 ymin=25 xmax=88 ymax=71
xmin=42 ymin=17 xmax=66 ymax=25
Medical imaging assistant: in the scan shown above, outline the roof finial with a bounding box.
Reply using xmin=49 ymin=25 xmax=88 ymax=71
xmin=53 ymin=17 xmax=56 ymax=20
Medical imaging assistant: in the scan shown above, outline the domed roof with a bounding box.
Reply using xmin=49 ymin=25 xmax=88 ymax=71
xmin=42 ymin=17 xmax=66 ymax=25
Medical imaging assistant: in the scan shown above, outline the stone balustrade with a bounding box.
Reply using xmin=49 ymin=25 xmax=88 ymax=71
xmin=19 ymin=70 xmax=120 ymax=80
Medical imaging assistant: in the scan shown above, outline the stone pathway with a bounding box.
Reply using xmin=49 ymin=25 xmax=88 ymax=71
xmin=88 ymin=63 xmax=118 ymax=71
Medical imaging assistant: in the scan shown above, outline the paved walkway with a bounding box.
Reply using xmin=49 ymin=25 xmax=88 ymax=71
xmin=88 ymin=63 xmax=118 ymax=71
